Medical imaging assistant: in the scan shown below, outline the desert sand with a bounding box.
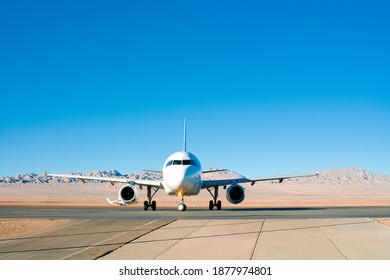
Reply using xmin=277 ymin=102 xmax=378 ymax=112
xmin=1 ymin=181 xmax=390 ymax=208
xmin=0 ymin=218 xmax=68 ymax=239
xmin=374 ymin=218 xmax=390 ymax=227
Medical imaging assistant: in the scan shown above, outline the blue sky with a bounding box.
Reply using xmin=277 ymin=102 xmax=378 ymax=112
xmin=0 ymin=0 xmax=389 ymax=177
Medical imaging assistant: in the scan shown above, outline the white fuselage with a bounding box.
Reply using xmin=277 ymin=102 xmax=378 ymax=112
xmin=162 ymin=151 xmax=203 ymax=196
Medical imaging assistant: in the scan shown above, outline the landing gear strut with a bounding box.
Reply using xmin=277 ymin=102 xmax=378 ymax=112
xmin=177 ymin=195 xmax=187 ymax=211
xmin=207 ymin=186 xmax=222 ymax=210
xmin=143 ymin=186 xmax=159 ymax=211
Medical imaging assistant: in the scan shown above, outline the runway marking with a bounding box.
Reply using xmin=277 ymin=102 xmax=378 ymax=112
xmin=60 ymin=219 xmax=159 ymax=260
xmin=250 ymin=219 xmax=265 ymax=260
xmin=313 ymin=218 xmax=348 ymax=260
xmin=0 ymin=219 xmax=91 ymax=245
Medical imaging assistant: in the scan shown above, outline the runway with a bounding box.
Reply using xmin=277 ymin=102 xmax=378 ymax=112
xmin=1 ymin=205 xmax=390 ymax=219
xmin=1 ymin=206 xmax=390 ymax=260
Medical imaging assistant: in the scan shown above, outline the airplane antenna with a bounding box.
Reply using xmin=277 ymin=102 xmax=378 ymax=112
xmin=183 ymin=118 xmax=187 ymax=151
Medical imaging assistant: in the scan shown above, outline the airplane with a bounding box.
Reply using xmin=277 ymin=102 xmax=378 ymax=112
xmin=47 ymin=120 xmax=318 ymax=211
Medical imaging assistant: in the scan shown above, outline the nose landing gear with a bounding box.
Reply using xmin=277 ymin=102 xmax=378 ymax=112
xmin=177 ymin=195 xmax=187 ymax=211
xmin=177 ymin=203 xmax=187 ymax=211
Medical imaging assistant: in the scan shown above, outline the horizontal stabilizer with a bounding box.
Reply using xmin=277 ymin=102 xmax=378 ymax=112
xmin=202 ymin=169 xmax=228 ymax=174
xmin=142 ymin=170 xmax=162 ymax=173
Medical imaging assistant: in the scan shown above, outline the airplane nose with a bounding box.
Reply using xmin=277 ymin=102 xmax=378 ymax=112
xmin=169 ymin=168 xmax=193 ymax=189
xmin=163 ymin=165 xmax=201 ymax=196
xmin=173 ymin=173 xmax=188 ymax=188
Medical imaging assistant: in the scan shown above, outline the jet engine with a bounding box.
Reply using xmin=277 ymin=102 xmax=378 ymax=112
xmin=226 ymin=183 xmax=245 ymax=204
xmin=118 ymin=184 xmax=139 ymax=204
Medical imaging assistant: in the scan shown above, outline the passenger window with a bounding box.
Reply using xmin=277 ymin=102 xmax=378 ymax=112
xmin=183 ymin=160 xmax=191 ymax=165
xmin=173 ymin=160 xmax=182 ymax=165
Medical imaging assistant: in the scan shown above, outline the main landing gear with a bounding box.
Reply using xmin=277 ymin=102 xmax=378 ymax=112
xmin=143 ymin=186 xmax=159 ymax=211
xmin=207 ymin=186 xmax=222 ymax=210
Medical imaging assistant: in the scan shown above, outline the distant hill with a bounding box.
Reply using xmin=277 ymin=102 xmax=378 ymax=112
xmin=0 ymin=170 xmax=160 ymax=184
xmin=0 ymin=168 xmax=389 ymax=186
xmin=287 ymin=168 xmax=390 ymax=185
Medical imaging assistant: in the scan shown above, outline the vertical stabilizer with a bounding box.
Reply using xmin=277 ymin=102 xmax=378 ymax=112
xmin=183 ymin=119 xmax=187 ymax=151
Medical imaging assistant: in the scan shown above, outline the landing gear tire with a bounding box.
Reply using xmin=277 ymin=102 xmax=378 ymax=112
xmin=207 ymin=186 xmax=222 ymax=210
xmin=177 ymin=203 xmax=187 ymax=211
xmin=144 ymin=186 xmax=159 ymax=211
xmin=216 ymin=200 xmax=222 ymax=210
xmin=209 ymin=200 xmax=222 ymax=210
xmin=144 ymin=200 xmax=157 ymax=211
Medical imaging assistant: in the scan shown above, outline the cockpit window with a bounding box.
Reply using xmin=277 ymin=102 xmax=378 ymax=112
xmin=166 ymin=159 xmax=199 ymax=166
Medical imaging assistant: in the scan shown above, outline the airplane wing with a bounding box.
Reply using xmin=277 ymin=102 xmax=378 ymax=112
xmin=202 ymin=172 xmax=318 ymax=188
xmin=46 ymin=173 xmax=163 ymax=188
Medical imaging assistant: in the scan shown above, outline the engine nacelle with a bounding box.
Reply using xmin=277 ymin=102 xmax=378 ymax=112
xmin=118 ymin=184 xmax=139 ymax=204
xmin=226 ymin=184 xmax=245 ymax=204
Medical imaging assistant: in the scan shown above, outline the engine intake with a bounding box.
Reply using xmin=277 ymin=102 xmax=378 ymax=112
xmin=119 ymin=184 xmax=139 ymax=204
xmin=226 ymin=183 xmax=245 ymax=204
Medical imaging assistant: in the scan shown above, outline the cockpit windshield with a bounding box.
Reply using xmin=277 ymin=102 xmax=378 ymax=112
xmin=166 ymin=159 xmax=198 ymax=167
